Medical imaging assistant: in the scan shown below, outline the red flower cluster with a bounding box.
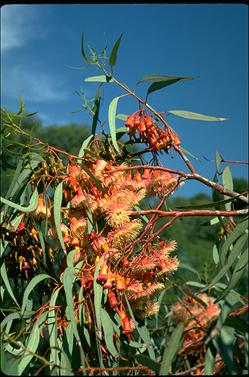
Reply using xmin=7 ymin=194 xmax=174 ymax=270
xmin=125 ymin=111 xmax=180 ymax=151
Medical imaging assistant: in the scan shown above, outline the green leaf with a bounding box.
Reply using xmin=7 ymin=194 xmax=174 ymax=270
xmin=81 ymin=32 xmax=89 ymax=64
xmin=93 ymin=256 xmax=104 ymax=339
xmin=63 ymin=267 xmax=86 ymax=369
xmin=21 ymin=274 xmax=54 ymax=315
xmin=220 ymin=219 xmax=248 ymax=266
xmin=109 ymin=33 xmax=123 ymax=68
xmin=168 ymin=110 xmax=227 ymax=121
xmin=222 ymin=166 xmax=233 ymax=210
xmin=0 ymin=188 xmax=39 ymax=213
xmin=205 ymin=346 xmax=216 ymax=375
xmin=18 ymin=310 xmax=48 ymax=375
xmin=124 ymin=293 xmax=155 ymax=359
xmin=1 ymin=312 xmax=20 ymax=331
xmin=159 ymin=322 xmax=184 ymax=375
xmin=212 ymin=244 xmax=220 ymax=265
xmin=217 ymin=326 xmax=236 ymax=374
xmin=135 ymin=354 xmax=160 ymax=374
xmin=77 ymin=134 xmax=93 ymax=162
xmin=54 ymin=182 xmax=66 ymax=253
xmin=179 ymin=262 xmax=201 ymax=280
xmin=108 ymin=96 xmax=121 ymax=153
xmin=84 ymin=75 xmax=113 ymax=82
xmin=202 ymin=233 xmax=248 ymax=292
xmin=116 ymin=127 xmax=129 ymax=134
xmin=0 ymin=263 xmax=19 ymax=306
xmin=215 ymin=151 xmax=223 ymax=174
xmin=216 ymin=247 xmax=248 ymax=302
xmin=137 ymin=74 xmax=193 ymax=97
xmin=91 ymin=91 xmax=101 ymax=136
xmin=178 ymin=146 xmax=199 ymax=160
xmin=100 ymin=308 xmax=119 ymax=358
xmin=116 ymin=113 xmax=127 ymax=121
xmin=17 ymin=98 xmax=25 ymax=115
xmin=48 ymin=287 xmax=62 ymax=371
xmin=0 ymin=348 xmax=20 ymax=375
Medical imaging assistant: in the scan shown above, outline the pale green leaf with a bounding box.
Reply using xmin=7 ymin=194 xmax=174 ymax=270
xmin=168 ymin=110 xmax=227 ymax=121
xmin=108 ymin=96 xmax=121 ymax=153
xmin=54 ymin=182 xmax=66 ymax=252
xmin=84 ymin=75 xmax=113 ymax=82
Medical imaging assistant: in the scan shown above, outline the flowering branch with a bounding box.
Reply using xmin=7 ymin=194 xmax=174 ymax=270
xmin=110 ymin=165 xmax=249 ymax=204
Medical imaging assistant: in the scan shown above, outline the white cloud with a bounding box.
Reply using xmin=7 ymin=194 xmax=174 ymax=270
xmin=1 ymin=4 xmax=46 ymax=51
xmin=1 ymin=64 xmax=69 ymax=103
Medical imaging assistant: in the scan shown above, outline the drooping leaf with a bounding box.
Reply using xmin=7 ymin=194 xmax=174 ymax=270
xmin=81 ymin=32 xmax=89 ymax=64
xmin=220 ymin=219 xmax=248 ymax=266
xmin=21 ymin=274 xmax=54 ymax=315
xmin=202 ymin=233 xmax=248 ymax=292
xmin=48 ymin=287 xmax=62 ymax=371
xmin=100 ymin=308 xmax=119 ymax=358
xmin=159 ymin=322 xmax=184 ymax=375
xmin=135 ymin=354 xmax=160 ymax=374
xmin=179 ymin=262 xmax=201 ymax=280
xmin=109 ymin=33 xmax=123 ymax=68
xmin=0 ymin=263 xmax=19 ymax=306
xmin=18 ymin=310 xmax=48 ymax=375
xmin=0 ymin=188 xmax=39 ymax=213
xmin=93 ymin=256 xmax=104 ymax=340
xmin=84 ymin=75 xmax=113 ymax=82
xmin=108 ymin=96 xmax=121 ymax=153
xmin=0 ymin=348 xmax=20 ymax=375
xmin=124 ymin=293 xmax=155 ymax=359
xmin=216 ymin=247 xmax=248 ymax=302
xmin=137 ymin=74 xmax=193 ymax=97
xmin=91 ymin=91 xmax=101 ymax=136
xmin=205 ymin=345 xmax=216 ymax=375
xmin=168 ymin=110 xmax=227 ymax=122
xmin=63 ymin=267 xmax=86 ymax=369
xmin=54 ymin=182 xmax=66 ymax=253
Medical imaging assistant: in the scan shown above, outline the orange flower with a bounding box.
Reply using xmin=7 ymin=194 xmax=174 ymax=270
xmin=32 ymin=195 xmax=51 ymax=220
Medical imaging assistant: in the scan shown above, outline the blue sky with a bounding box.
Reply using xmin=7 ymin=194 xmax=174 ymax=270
xmin=1 ymin=4 xmax=248 ymax=197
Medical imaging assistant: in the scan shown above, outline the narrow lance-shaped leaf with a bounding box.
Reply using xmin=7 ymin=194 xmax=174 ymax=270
xmin=91 ymin=91 xmax=101 ymax=136
xmin=100 ymin=308 xmax=119 ymax=358
xmin=1 ymin=263 xmax=19 ymax=306
xmin=167 ymin=110 xmax=227 ymax=121
xmin=54 ymin=182 xmax=66 ymax=253
xmin=108 ymin=96 xmax=121 ymax=153
xmin=202 ymin=233 xmax=248 ymax=292
xmin=0 ymin=188 xmax=39 ymax=213
xmin=77 ymin=134 xmax=93 ymax=162
xmin=81 ymin=32 xmax=89 ymax=64
xmin=17 ymin=97 xmax=25 ymax=115
xmin=93 ymin=256 xmax=104 ymax=339
xmin=109 ymin=33 xmax=123 ymax=68
xmin=18 ymin=311 xmax=48 ymax=375
xmin=137 ymin=74 xmax=193 ymax=97
xmin=159 ymin=322 xmax=184 ymax=375
xmin=21 ymin=274 xmax=54 ymax=315
xmin=222 ymin=166 xmax=233 ymax=210
xmin=215 ymin=151 xmax=223 ymax=173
